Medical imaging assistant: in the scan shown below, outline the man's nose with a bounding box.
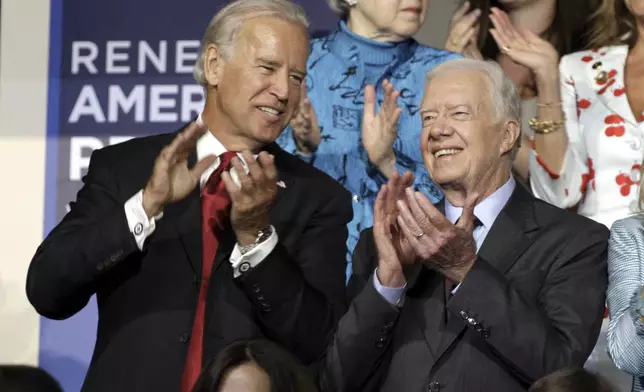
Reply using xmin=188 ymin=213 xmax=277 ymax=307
xmin=429 ymin=119 xmax=453 ymax=139
xmin=270 ymin=71 xmax=290 ymax=103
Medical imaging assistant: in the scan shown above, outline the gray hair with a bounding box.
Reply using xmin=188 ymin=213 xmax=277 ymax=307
xmin=327 ymin=0 xmax=351 ymax=19
xmin=424 ymin=58 xmax=522 ymax=159
xmin=193 ymin=0 xmax=310 ymax=86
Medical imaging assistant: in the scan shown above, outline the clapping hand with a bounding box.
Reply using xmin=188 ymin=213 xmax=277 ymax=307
xmin=222 ymin=151 xmax=278 ymax=246
xmin=395 ymin=190 xmax=480 ymax=282
xmin=290 ymin=81 xmax=321 ymax=155
xmin=373 ymin=171 xmax=417 ymax=288
xmin=362 ymin=79 xmax=402 ymax=178
xmin=445 ymin=1 xmax=483 ymax=60
xmin=142 ymin=122 xmax=218 ymax=217
xmin=488 ymin=7 xmax=559 ymax=80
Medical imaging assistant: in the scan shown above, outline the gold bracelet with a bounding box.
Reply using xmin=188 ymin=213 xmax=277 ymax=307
xmin=529 ymin=118 xmax=565 ymax=134
xmin=537 ymin=101 xmax=563 ymax=108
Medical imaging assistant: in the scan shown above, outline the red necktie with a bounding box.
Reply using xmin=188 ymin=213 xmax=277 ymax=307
xmin=180 ymin=151 xmax=236 ymax=392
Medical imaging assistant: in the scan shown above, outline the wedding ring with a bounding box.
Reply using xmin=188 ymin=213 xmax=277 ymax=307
xmin=414 ymin=231 xmax=425 ymax=238
xmin=502 ymin=45 xmax=511 ymax=52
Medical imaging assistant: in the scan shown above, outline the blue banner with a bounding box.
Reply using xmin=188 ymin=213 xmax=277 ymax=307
xmin=43 ymin=1 xmax=338 ymax=390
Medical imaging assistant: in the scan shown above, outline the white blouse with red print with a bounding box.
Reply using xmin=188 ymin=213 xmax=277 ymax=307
xmin=530 ymin=45 xmax=644 ymax=228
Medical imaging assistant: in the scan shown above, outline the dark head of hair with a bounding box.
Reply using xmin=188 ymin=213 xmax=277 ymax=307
xmin=529 ymin=368 xmax=615 ymax=392
xmin=0 ymin=365 xmax=63 ymax=392
xmin=587 ymin=0 xmax=639 ymax=49
xmin=463 ymin=0 xmax=598 ymax=60
xmin=192 ymin=340 xmax=318 ymax=392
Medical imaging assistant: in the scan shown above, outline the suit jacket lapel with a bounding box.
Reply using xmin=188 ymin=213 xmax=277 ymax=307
xmin=163 ymin=150 xmax=203 ymax=276
xmin=433 ymin=184 xmax=539 ymax=363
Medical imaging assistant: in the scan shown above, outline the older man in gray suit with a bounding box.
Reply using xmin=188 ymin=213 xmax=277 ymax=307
xmin=320 ymin=58 xmax=609 ymax=392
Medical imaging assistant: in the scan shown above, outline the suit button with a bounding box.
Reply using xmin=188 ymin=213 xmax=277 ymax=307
xmin=261 ymin=302 xmax=272 ymax=312
xmin=239 ymin=261 xmax=251 ymax=273
xmin=134 ymin=223 xmax=143 ymax=235
xmin=482 ymin=329 xmax=490 ymax=338
xmin=428 ymin=381 xmax=441 ymax=392
xmin=459 ymin=311 xmax=468 ymax=319
xmin=179 ymin=332 xmax=189 ymax=343
xmin=97 ymin=262 xmax=104 ymax=271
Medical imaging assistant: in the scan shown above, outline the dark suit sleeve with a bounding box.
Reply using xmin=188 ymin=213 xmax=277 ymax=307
xmin=319 ymin=229 xmax=400 ymax=392
xmin=26 ymin=148 xmax=139 ymax=320
xmin=236 ymin=185 xmax=353 ymax=364
xmin=447 ymin=224 xmax=609 ymax=384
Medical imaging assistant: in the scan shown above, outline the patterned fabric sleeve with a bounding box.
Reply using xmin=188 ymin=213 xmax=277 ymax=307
xmin=606 ymin=217 xmax=644 ymax=376
xmin=529 ymin=54 xmax=589 ymax=209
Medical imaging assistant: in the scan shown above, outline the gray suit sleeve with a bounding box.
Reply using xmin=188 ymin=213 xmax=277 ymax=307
xmin=606 ymin=217 xmax=644 ymax=376
xmin=319 ymin=229 xmax=400 ymax=392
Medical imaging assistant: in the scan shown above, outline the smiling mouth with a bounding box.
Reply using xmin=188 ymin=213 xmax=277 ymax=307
xmin=434 ymin=148 xmax=462 ymax=158
xmin=257 ymin=106 xmax=283 ymax=117
xmin=402 ymin=7 xmax=421 ymax=13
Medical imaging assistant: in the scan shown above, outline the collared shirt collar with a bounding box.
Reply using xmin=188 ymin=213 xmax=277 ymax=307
xmin=444 ymin=175 xmax=516 ymax=229
xmin=195 ymin=113 xmax=257 ymax=190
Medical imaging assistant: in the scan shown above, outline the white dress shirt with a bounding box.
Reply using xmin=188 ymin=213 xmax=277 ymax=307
xmin=123 ymin=114 xmax=278 ymax=277
xmin=374 ymin=175 xmax=516 ymax=306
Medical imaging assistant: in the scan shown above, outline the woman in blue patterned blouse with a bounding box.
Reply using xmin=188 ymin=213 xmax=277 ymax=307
xmin=276 ymin=0 xmax=460 ymax=280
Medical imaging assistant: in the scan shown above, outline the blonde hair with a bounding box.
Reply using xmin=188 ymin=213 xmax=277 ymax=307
xmin=193 ymin=0 xmax=309 ymax=86
xmin=587 ymin=0 xmax=638 ymax=49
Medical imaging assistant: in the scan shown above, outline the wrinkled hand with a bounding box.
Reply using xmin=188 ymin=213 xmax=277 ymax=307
xmin=396 ymin=190 xmax=480 ymax=282
xmin=489 ymin=7 xmax=559 ymax=79
xmin=373 ymin=171 xmax=416 ymax=287
xmin=142 ymin=122 xmax=217 ymax=217
xmin=291 ymin=81 xmax=321 ymax=154
xmin=362 ymin=79 xmax=402 ymax=178
xmin=222 ymin=151 xmax=278 ymax=246
xmin=445 ymin=1 xmax=483 ymax=60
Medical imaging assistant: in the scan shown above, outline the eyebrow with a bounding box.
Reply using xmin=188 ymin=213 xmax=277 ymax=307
xmin=258 ymin=57 xmax=305 ymax=77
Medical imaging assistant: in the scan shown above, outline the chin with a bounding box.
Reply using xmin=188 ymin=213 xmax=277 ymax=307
xmin=393 ymin=24 xmax=422 ymax=38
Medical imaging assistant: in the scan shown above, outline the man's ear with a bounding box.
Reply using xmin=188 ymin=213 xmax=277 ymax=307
xmin=500 ymin=119 xmax=521 ymax=156
xmin=203 ymin=43 xmax=225 ymax=87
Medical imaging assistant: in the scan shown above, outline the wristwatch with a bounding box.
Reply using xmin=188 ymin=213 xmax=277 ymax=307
xmin=239 ymin=226 xmax=273 ymax=255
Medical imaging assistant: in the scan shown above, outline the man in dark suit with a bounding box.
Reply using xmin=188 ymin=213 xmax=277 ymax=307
xmin=321 ymin=58 xmax=609 ymax=392
xmin=26 ymin=1 xmax=351 ymax=391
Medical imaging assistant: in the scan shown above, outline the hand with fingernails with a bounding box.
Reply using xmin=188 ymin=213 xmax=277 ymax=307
xmin=291 ymin=80 xmax=321 ymax=155
xmin=222 ymin=151 xmax=279 ymax=247
xmin=488 ymin=7 xmax=559 ymax=80
xmin=445 ymin=1 xmax=483 ymax=60
xmin=362 ymin=79 xmax=403 ymax=179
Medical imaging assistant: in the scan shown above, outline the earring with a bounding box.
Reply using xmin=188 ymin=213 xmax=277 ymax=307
xmin=346 ymin=0 xmax=357 ymax=6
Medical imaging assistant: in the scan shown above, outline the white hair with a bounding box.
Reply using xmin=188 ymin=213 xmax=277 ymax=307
xmin=327 ymin=0 xmax=351 ymax=19
xmin=193 ymin=0 xmax=309 ymax=86
xmin=424 ymin=58 xmax=522 ymax=159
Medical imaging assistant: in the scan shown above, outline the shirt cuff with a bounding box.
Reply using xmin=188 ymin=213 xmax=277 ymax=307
xmin=373 ymin=268 xmax=407 ymax=307
xmin=230 ymin=226 xmax=278 ymax=278
xmin=124 ymin=189 xmax=163 ymax=250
